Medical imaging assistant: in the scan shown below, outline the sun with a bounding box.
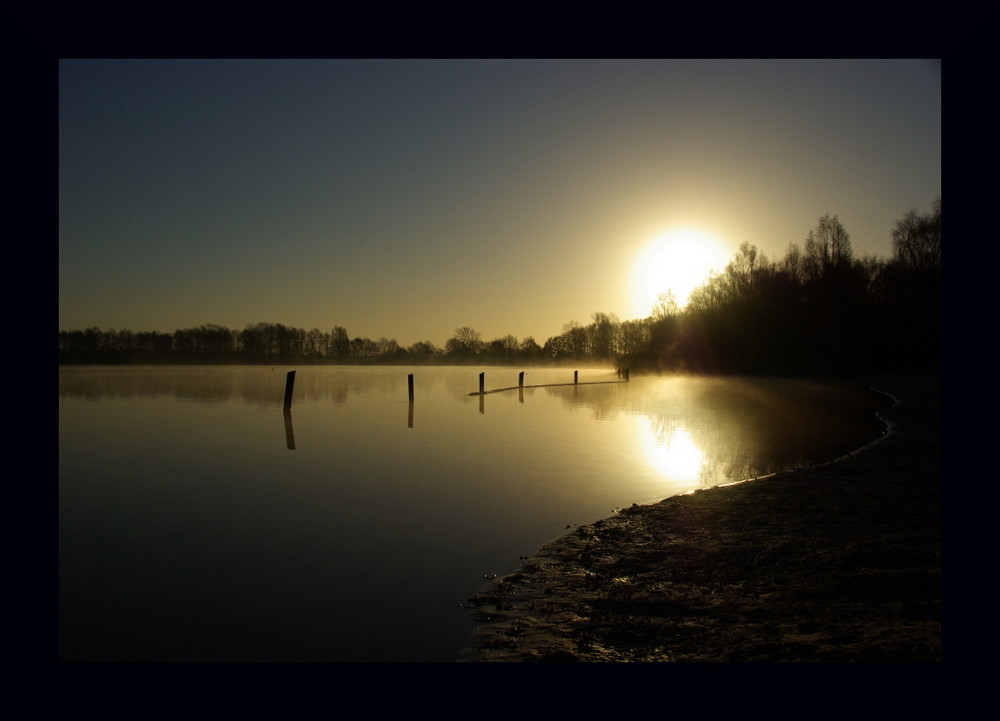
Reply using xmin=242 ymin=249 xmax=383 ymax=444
xmin=630 ymin=228 xmax=730 ymax=317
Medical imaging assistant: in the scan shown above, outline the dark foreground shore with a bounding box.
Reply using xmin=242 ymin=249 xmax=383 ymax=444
xmin=459 ymin=372 xmax=940 ymax=662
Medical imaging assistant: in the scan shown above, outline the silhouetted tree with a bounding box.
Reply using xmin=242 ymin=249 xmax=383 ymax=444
xmin=445 ymin=326 xmax=484 ymax=362
xmin=183 ymin=324 xmax=236 ymax=360
xmin=487 ymin=334 xmax=520 ymax=361
xmin=305 ymin=328 xmax=327 ymax=359
xmin=562 ymin=321 xmax=589 ymax=358
xmin=618 ymin=318 xmax=650 ymax=359
xmin=349 ymin=336 xmax=378 ymax=361
xmin=781 ymin=241 xmax=804 ymax=286
xmin=134 ymin=330 xmax=173 ymax=361
xmin=239 ymin=323 xmax=265 ymax=358
xmin=518 ymin=336 xmax=543 ymax=361
xmin=589 ymin=312 xmax=619 ymax=360
xmin=651 ymin=292 xmax=679 ymax=320
xmin=331 ymin=326 xmax=350 ymax=361
xmin=878 ymin=199 xmax=941 ymax=368
xmin=892 ymin=198 xmax=941 ymax=271
xmin=407 ymin=340 xmax=443 ymax=362
xmin=725 ymin=242 xmax=768 ymax=299
xmin=376 ymin=337 xmax=403 ymax=362
xmin=804 ymin=214 xmax=853 ymax=282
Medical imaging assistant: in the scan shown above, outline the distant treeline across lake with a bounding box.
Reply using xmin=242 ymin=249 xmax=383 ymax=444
xmin=60 ymin=209 xmax=939 ymax=376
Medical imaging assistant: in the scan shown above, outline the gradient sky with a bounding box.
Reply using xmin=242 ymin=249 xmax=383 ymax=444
xmin=59 ymin=59 xmax=940 ymax=347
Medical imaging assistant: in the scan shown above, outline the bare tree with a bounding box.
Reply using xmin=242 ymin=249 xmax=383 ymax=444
xmin=331 ymin=326 xmax=350 ymax=361
xmin=724 ymin=242 xmax=768 ymax=298
xmin=892 ymin=198 xmax=941 ymax=270
xmin=445 ymin=326 xmax=484 ymax=360
xmin=804 ymin=214 xmax=853 ymax=281
xmin=407 ymin=340 xmax=442 ymax=361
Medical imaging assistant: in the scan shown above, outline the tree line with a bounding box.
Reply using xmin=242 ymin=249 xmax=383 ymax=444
xmin=59 ymin=201 xmax=940 ymax=375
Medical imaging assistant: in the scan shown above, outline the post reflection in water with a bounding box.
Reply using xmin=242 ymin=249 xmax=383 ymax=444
xmin=408 ymin=400 xmax=414 ymax=428
xmin=283 ymin=408 xmax=295 ymax=450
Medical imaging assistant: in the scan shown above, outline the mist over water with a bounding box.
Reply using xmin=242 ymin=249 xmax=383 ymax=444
xmin=59 ymin=365 xmax=887 ymax=661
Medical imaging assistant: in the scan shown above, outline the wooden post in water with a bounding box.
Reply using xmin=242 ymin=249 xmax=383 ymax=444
xmin=519 ymin=371 xmax=524 ymax=388
xmin=479 ymin=372 xmax=485 ymax=395
xmin=283 ymin=370 xmax=296 ymax=410
xmin=574 ymin=370 xmax=578 ymax=385
xmin=408 ymin=373 xmax=415 ymax=428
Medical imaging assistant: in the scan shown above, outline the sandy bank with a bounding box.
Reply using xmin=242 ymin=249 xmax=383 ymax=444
xmin=458 ymin=372 xmax=940 ymax=662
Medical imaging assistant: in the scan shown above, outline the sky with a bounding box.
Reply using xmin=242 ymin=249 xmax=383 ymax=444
xmin=59 ymin=59 xmax=941 ymax=348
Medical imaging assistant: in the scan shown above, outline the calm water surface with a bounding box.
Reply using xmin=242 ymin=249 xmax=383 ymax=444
xmin=59 ymin=365 xmax=886 ymax=661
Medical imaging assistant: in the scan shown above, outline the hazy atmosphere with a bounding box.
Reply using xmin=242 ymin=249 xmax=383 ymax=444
xmin=59 ymin=59 xmax=940 ymax=347
xmin=58 ymin=58 xmax=943 ymax=664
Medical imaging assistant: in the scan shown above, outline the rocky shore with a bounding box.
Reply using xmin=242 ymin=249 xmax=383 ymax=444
xmin=459 ymin=372 xmax=940 ymax=662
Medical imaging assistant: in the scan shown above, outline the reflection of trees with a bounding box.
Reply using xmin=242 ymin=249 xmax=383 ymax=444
xmin=682 ymin=378 xmax=889 ymax=481
xmin=58 ymin=367 xmax=414 ymax=406
xmin=58 ymin=367 xmax=253 ymax=403
xmin=542 ymin=380 xmax=627 ymax=420
xmin=541 ymin=376 xmax=889 ymax=483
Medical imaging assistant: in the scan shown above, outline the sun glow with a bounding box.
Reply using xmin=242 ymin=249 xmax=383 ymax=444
xmin=630 ymin=228 xmax=730 ymax=317
xmin=636 ymin=416 xmax=706 ymax=490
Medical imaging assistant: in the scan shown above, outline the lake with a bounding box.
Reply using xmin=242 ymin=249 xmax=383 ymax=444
xmin=58 ymin=365 xmax=887 ymax=661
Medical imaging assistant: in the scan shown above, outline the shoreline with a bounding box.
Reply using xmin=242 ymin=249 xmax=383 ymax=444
xmin=458 ymin=371 xmax=940 ymax=662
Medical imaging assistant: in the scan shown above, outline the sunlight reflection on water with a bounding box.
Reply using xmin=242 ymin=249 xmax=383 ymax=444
xmin=637 ymin=419 xmax=707 ymax=489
